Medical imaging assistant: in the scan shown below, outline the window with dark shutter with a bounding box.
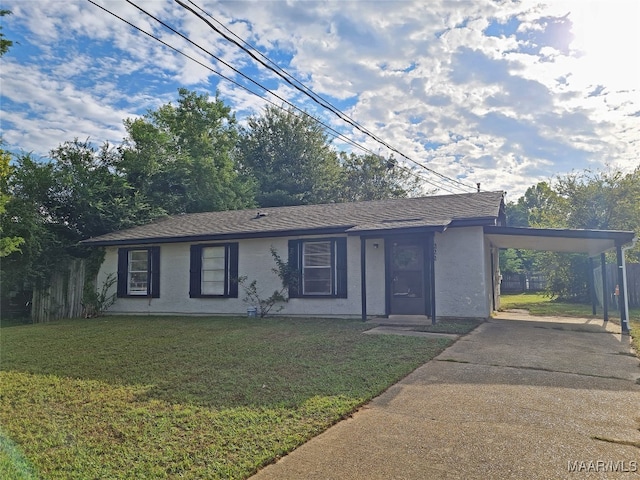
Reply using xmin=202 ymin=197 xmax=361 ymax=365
xmin=288 ymin=238 xmax=347 ymax=298
xmin=189 ymin=243 xmax=239 ymax=298
xmin=117 ymin=246 xmax=160 ymax=298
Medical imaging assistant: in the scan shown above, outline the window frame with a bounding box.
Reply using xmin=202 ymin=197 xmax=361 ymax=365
xmin=117 ymin=246 xmax=160 ymax=298
xmin=190 ymin=243 xmax=239 ymax=298
xmin=288 ymin=237 xmax=347 ymax=299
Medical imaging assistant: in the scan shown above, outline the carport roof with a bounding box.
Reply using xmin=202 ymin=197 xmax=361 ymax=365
xmin=484 ymin=226 xmax=636 ymax=255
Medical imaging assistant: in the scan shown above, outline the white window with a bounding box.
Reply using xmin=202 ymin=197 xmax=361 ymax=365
xmin=127 ymin=249 xmax=149 ymax=295
xmin=302 ymin=241 xmax=333 ymax=295
xmin=201 ymin=246 xmax=226 ymax=295
xmin=189 ymin=243 xmax=238 ymax=298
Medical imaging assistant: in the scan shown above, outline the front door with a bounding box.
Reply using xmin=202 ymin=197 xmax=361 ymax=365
xmin=388 ymin=239 xmax=425 ymax=315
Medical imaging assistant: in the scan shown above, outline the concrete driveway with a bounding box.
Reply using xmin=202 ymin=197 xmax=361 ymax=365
xmin=252 ymin=313 xmax=640 ymax=479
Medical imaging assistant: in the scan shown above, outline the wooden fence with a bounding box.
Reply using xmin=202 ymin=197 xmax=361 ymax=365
xmin=500 ymin=273 xmax=547 ymax=293
xmin=31 ymin=258 xmax=87 ymax=322
xmin=603 ymin=262 xmax=640 ymax=308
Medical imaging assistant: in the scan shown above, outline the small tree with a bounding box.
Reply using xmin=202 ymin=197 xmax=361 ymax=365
xmin=82 ymin=273 xmax=117 ymax=318
xmin=81 ymin=249 xmax=116 ymax=318
xmin=238 ymin=247 xmax=298 ymax=318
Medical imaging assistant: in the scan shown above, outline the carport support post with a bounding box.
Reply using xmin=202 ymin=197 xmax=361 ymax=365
xmin=601 ymin=253 xmax=609 ymax=322
xmin=360 ymin=236 xmax=367 ymax=322
xmin=428 ymin=233 xmax=436 ymax=324
xmin=589 ymin=257 xmax=596 ymax=315
xmin=616 ymin=244 xmax=629 ymax=334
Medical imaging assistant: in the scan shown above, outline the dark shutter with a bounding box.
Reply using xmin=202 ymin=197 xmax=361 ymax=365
xmin=117 ymin=248 xmax=128 ymax=297
xmin=228 ymin=243 xmax=239 ymax=298
xmin=288 ymin=240 xmax=301 ymax=298
xmin=150 ymin=246 xmax=160 ymax=298
xmin=335 ymin=238 xmax=348 ymax=298
xmin=189 ymin=245 xmax=202 ymax=298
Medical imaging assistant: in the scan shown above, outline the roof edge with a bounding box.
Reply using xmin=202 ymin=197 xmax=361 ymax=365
xmin=80 ymin=226 xmax=354 ymax=247
xmin=484 ymin=226 xmax=636 ymax=243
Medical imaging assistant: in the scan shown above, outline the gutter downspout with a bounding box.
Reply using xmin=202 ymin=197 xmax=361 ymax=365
xmin=621 ymin=237 xmax=638 ymax=334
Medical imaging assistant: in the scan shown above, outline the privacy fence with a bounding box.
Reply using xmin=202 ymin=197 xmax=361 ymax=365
xmin=595 ymin=263 xmax=640 ymax=309
xmin=500 ymin=273 xmax=547 ymax=293
xmin=31 ymin=258 xmax=87 ymax=323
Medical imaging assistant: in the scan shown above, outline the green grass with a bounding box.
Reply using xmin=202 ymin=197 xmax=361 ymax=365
xmin=410 ymin=318 xmax=483 ymax=334
xmin=499 ymin=292 xmax=640 ymax=319
xmin=0 ymin=316 xmax=452 ymax=479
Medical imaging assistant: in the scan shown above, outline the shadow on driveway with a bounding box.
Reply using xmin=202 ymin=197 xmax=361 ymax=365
xmin=252 ymin=314 xmax=640 ymax=480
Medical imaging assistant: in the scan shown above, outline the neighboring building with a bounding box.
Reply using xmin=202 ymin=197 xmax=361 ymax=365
xmin=82 ymin=191 xmax=635 ymax=322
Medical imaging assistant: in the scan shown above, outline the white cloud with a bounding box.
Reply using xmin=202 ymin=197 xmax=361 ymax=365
xmin=1 ymin=0 xmax=638 ymax=199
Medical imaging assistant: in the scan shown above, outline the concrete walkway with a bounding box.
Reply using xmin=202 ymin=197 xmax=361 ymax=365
xmin=252 ymin=314 xmax=640 ymax=479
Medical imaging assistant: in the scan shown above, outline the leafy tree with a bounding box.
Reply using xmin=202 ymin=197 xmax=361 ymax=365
xmin=0 ymin=148 xmax=24 ymax=256
xmin=504 ymin=167 xmax=640 ymax=300
xmin=338 ymin=153 xmax=421 ymax=202
xmin=0 ymin=12 xmax=19 ymax=254
xmin=0 ymin=9 xmax=12 ymax=57
xmin=554 ymin=168 xmax=640 ymax=235
xmin=48 ymin=139 xmax=161 ymax=241
xmin=1 ymin=153 xmax=65 ymax=295
xmin=545 ymin=167 xmax=640 ymax=301
xmin=237 ymin=105 xmax=342 ymax=207
xmin=0 ymin=141 xmax=162 ymax=310
xmin=506 ymin=181 xmax=565 ymax=227
xmin=120 ymin=88 xmax=253 ymax=214
xmin=501 ymin=182 xmax=559 ymax=278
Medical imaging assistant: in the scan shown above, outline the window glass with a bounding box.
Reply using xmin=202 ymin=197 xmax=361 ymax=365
xmin=128 ymin=250 xmax=149 ymax=295
xmin=202 ymin=246 xmax=226 ymax=295
xmin=303 ymin=241 xmax=332 ymax=295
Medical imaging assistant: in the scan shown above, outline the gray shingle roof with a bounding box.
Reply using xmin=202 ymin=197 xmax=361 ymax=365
xmin=82 ymin=191 xmax=505 ymax=246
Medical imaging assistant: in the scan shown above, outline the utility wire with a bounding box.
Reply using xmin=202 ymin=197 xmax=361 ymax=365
xmin=121 ymin=0 xmax=460 ymax=194
xmin=178 ymin=0 xmax=476 ymax=193
xmin=110 ymin=1 xmax=388 ymax=160
xmin=86 ymin=0 xmax=459 ymax=193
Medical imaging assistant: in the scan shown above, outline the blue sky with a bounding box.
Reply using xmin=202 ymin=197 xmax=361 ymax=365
xmin=1 ymin=0 xmax=638 ymax=199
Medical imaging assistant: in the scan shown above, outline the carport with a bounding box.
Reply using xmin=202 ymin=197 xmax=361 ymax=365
xmin=484 ymin=226 xmax=637 ymax=333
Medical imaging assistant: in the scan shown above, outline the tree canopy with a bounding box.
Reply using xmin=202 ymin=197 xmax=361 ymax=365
xmin=120 ymin=88 xmax=254 ymax=214
xmin=237 ymin=105 xmax=342 ymax=207
xmin=503 ymin=166 xmax=640 ymax=300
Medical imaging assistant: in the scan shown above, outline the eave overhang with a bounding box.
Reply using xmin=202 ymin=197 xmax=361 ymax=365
xmin=484 ymin=226 xmax=636 ymax=256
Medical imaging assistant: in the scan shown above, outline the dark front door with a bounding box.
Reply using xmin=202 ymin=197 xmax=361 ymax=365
xmin=388 ymin=239 xmax=425 ymax=315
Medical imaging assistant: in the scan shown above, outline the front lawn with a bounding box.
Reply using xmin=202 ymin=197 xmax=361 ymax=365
xmin=0 ymin=316 xmax=452 ymax=479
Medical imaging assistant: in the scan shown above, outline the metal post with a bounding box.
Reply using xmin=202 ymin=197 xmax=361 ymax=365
xmin=428 ymin=233 xmax=436 ymax=325
xmin=601 ymin=253 xmax=609 ymax=322
xmin=589 ymin=257 xmax=596 ymax=315
xmin=360 ymin=237 xmax=367 ymax=322
xmin=616 ymin=244 xmax=628 ymax=334
xmin=490 ymin=249 xmax=496 ymax=312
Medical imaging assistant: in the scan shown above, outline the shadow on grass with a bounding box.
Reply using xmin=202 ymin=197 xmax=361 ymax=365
xmin=1 ymin=316 xmax=452 ymax=410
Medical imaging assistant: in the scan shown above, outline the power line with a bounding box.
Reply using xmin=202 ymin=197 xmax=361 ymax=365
xmin=89 ymin=0 xmax=377 ymax=159
xmin=121 ymin=0 xmax=460 ymax=194
xmin=86 ymin=0 xmax=460 ymax=194
xmin=177 ymin=0 xmax=476 ymax=193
